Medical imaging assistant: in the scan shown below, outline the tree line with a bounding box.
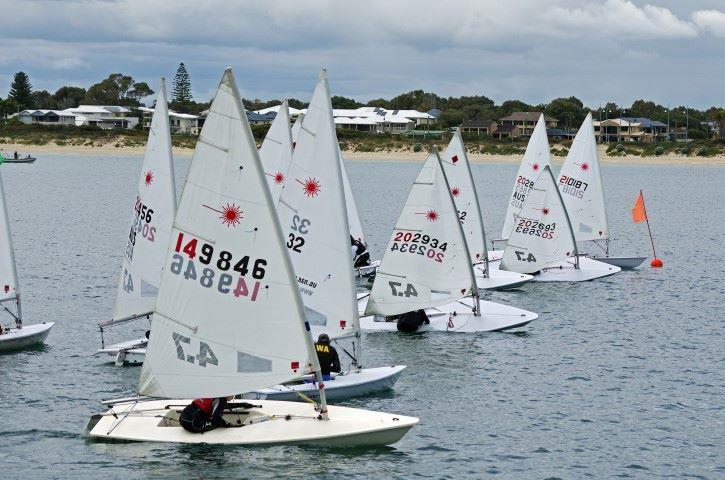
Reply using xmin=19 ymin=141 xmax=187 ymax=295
xmin=2 ymin=65 xmax=724 ymax=139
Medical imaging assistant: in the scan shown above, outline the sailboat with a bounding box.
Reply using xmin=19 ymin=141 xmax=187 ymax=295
xmin=246 ymin=71 xmax=405 ymax=401
xmin=441 ymin=131 xmax=532 ymax=290
xmin=259 ymin=99 xmax=294 ymax=204
xmin=291 ymin=110 xmax=379 ymax=278
xmin=499 ymin=165 xmax=620 ymax=281
xmin=96 ymin=78 xmax=177 ymax=365
xmin=557 ymin=113 xmax=646 ymax=269
xmin=0 ymin=165 xmax=53 ymax=352
xmin=358 ymin=150 xmax=537 ymax=333
xmin=490 ymin=114 xmax=551 ymax=261
xmin=87 ymin=69 xmax=417 ymax=446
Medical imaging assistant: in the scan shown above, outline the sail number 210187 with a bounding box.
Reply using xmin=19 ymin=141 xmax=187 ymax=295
xmin=171 ymin=232 xmax=267 ymax=301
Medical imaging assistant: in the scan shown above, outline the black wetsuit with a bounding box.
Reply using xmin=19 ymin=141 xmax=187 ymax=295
xmin=315 ymin=342 xmax=341 ymax=377
xmin=179 ymin=397 xmax=230 ymax=433
xmin=352 ymin=241 xmax=371 ymax=268
xmin=396 ymin=309 xmax=430 ymax=332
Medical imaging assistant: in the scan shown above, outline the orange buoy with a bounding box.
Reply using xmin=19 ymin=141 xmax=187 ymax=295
xmin=650 ymin=258 xmax=663 ymax=268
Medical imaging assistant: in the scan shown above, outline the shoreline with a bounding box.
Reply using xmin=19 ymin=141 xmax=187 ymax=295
xmin=2 ymin=142 xmax=723 ymax=166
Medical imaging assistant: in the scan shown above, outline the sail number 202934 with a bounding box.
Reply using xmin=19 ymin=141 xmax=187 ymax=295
xmin=172 ymin=232 xmax=266 ymax=302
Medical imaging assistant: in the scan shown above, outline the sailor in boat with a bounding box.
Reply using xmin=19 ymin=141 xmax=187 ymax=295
xmin=315 ymin=333 xmax=341 ymax=381
xmin=395 ymin=309 xmax=430 ymax=333
xmin=13 ymin=151 xmax=18 ymax=160
xmin=351 ymin=235 xmax=371 ymax=269
xmin=179 ymin=396 xmax=233 ymax=433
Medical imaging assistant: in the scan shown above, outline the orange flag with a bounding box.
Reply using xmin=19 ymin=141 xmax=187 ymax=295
xmin=632 ymin=192 xmax=647 ymax=223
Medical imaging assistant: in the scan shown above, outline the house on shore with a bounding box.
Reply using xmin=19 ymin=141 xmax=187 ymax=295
xmin=63 ymin=105 xmax=139 ymax=129
xmin=459 ymin=119 xmax=497 ymax=136
xmin=139 ymin=107 xmax=200 ymax=135
xmin=499 ymin=112 xmax=558 ymax=137
xmin=593 ymin=117 xmax=667 ymax=143
xmin=16 ymin=109 xmax=77 ymax=126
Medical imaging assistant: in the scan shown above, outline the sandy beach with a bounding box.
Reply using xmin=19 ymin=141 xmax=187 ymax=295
xmin=1 ymin=142 xmax=723 ymax=166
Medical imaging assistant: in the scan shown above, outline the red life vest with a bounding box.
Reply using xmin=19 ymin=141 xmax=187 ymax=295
xmin=192 ymin=398 xmax=213 ymax=414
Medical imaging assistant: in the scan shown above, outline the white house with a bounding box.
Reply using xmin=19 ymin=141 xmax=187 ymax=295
xmin=139 ymin=107 xmax=200 ymax=135
xmin=16 ymin=109 xmax=77 ymax=126
xmin=62 ymin=105 xmax=139 ymax=129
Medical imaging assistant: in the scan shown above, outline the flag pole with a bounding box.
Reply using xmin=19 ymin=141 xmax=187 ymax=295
xmin=640 ymin=190 xmax=656 ymax=258
xmin=639 ymin=190 xmax=663 ymax=267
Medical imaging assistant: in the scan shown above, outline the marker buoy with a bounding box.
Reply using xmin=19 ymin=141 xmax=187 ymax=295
xmin=650 ymin=258 xmax=663 ymax=268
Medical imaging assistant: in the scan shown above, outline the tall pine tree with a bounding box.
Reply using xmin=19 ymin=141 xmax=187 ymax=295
xmin=171 ymin=63 xmax=192 ymax=103
xmin=8 ymin=71 xmax=34 ymax=110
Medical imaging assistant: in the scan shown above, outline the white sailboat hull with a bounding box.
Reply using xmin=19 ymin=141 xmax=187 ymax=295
xmin=87 ymin=398 xmax=418 ymax=446
xmin=491 ymin=255 xmax=620 ymax=282
xmin=0 ymin=322 xmax=54 ymax=352
xmin=354 ymin=260 xmax=380 ymax=278
xmin=591 ymin=256 xmax=646 ymax=270
xmin=98 ymin=337 xmax=147 ymax=366
xmin=243 ymin=365 xmax=406 ymax=401
xmin=358 ymin=297 xmax=537 ymax=333
xmin=473 ymin=263 xmax=532 ymax=290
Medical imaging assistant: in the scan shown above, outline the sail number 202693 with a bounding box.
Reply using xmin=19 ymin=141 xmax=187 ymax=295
xmin=172 ymin=232 xmax=266 ymax=302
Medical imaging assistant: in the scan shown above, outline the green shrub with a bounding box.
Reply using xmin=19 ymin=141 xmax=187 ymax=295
xmin=412 ymin=143 xmax=422 ymax=152
xmin=654 ymin=146 xmax=664 ymax=156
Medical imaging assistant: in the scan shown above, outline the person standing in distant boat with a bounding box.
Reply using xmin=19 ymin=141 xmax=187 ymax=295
xmin=350 ymin=235 xmax=370 ymax=268
xmin=315 ymin=333 xmax=341 ymax=381
xmin=179 ymin=396 xmax=233 ymax=433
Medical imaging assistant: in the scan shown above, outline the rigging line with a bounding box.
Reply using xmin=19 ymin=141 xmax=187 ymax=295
xmin=1 ymin=303 xmax=18 ymax=322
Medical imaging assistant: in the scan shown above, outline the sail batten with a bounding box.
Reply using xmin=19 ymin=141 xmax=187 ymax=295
xmin=112 ymin=78 xmax=176 ymax=323
xmin=139 ymin=69 xmax=315 ymax=399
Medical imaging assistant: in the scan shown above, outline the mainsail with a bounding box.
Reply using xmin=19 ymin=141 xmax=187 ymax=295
xmin=259 ymin=99 xmax=293 ymax=204
xmin=139 ymin=69 xmax=317 ymax=399
xmin=365 ymin=151 xmax=475 ymax=316
xmin=112 ymin=78 xmax=176 ymax=322
xmin=277 ymin=70 xmax=358 ymax=341
xmin=557 ymin=113 xmax=609 ymax=242
xmin=501 ymin=115 xmax=551 ymax=240
xmin=0 ymin=168 xmax=19 ymax=304
xmin=500 ymin=165 xmax=578 ymax=274
xmin=441 ymin=131 xmax=488 ymax=266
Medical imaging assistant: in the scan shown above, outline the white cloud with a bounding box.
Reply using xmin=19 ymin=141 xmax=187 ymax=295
xmin=692 ymin=9 xmax=725 ymax=37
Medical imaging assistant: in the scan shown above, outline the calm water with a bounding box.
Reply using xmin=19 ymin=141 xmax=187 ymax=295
xmin=0 ymin=154 xmax=722 ymax=479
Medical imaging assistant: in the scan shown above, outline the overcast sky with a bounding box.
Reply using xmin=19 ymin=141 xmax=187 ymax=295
xmin=1 ymin=0 xmax=723 ymax=109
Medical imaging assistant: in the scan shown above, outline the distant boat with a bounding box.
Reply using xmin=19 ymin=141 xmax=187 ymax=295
xmin=0 ymin=161 xmax=53 ymax=352
xmin=1 ymin=153 xmax=36 ymax=164
xmin=556 ymin=113 xmax=646 ymax=270
xmin=360 ymin=149 xmax=537 ymax=333
xmin=96 ymin=77 xmax=177 ymax=365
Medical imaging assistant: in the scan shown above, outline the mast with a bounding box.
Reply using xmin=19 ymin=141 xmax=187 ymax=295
xmin=548 ymin=165 xmax=580 ymax=269
xmin=0 ymin=169 xmax=21 ymax=327
xmin=435 ymin=150 xmax=480 ymax=316
xmin=456 ymin=131 xmax=490 ymax=277
xmin=230 ymin=70 xmax=328 ymax=418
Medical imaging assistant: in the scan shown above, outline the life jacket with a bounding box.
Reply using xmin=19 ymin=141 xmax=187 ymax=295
xmin=192 ymin=398 xmax=214 ymax=415
xmin=396 ymin=310 xmax=429 ymax=332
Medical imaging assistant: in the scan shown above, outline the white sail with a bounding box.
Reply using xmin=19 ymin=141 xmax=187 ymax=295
xmin=501 ymin=115 xmax=551 ymax=239
xmin=139 ymin=69 xmax=316 ymax=399
xmin=500 ymin=165 xmax=578 ymax=274
xmin=365 ymin=152 xmax=474 ymax=316
xmin=291 ymin=113 xmax=304 ymax=146
xmin=441 ymin=131 xmax=487 ymax=264
xmin=0 ymin=169 xmax=19 ymax=304
xmin=259 ymin=100 xmax=293 ymax=204
xmin=339 ymin=146 xmax=365 ymax=243
xmin=557 ymin=113 xmax=609 ymax=241
xmin=277 ymin=70 xmax=358 ymax=341
xmin=112 ymin=78 xmax=176 ymax=322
